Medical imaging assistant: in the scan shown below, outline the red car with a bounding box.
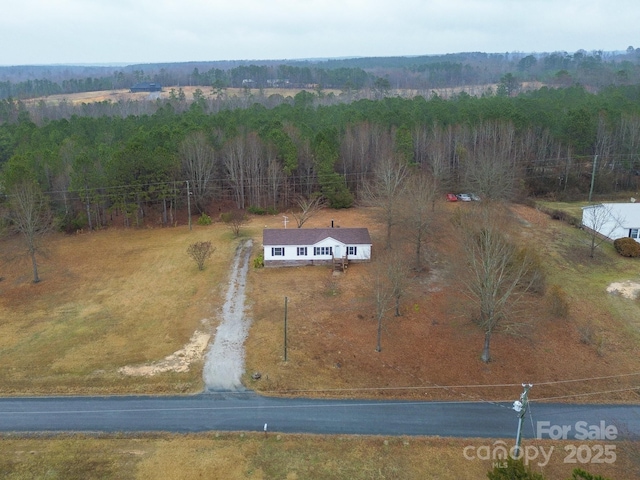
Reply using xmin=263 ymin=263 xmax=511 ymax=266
xmin=446 ymin=193 xmax=458 ymax=202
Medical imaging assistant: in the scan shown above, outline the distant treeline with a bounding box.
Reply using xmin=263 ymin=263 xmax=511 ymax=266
xmin=2 ymin=48 xmax=640 ymax=100
xmin=2 ymin=82 xmax=640 ymax=233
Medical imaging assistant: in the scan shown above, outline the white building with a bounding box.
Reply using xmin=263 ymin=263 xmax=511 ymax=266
xmin=262 ymin=228 xmax=372 ymax=267
xmin=581 ymin=203 xmax=640 ymax=242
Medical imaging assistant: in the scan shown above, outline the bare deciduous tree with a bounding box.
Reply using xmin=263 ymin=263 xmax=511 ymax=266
xmin=457 ymin=205 xmax=536 ymax=363
xmin=361 ymin=155 xmax=409 ymax=249
xmin=5 ymin=180 xmax=52 ymax=283
xmin=224 ymin=134 xmax=247 ymax=209
xmin=187 ymin=241 xmax=215 ymax=271
xmin=266 ymin=151 xmax=284 ymax=210
xmin=385 ymin=249 xmax=410 ymax=317
xmin=180 ymin=131 xmax=217 ymax=212
xmin=291 ymin=195 xmax=325 ymax=228
xmin=399 ymin=172 xmax=438 ymax=270
xmin=221 ymin=210 xmax=248 ymax=238
xmin=370 ymin=249 xmax=410 ymax=351
xmin=462 ymin=121 xmax=519 ymax=201
xmin=581 ymin=204 xmax=625 ymax=258
xmin=371 ymin=263 xmax=394 ymax=353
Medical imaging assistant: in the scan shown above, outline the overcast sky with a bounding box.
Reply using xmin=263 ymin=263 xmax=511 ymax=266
xmin=1 ymin=0 xmax=639 ymax=66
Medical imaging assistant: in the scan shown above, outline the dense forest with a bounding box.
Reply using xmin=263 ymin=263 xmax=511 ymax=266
xmin=2 ymin=49 xmax=640 ymax=232
xmin=2 ymin=48 xmax=640 ymax=100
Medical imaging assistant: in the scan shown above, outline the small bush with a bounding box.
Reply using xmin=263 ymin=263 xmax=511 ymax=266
xmin=247 ymin=206 xmax=266 ymax=215
xmin=220 ymin=210 xmax=248 ymax=237
xmin=613 ymin=237 xmax=640 ymax=257
xmin=253 ymin=252 xmax=264 ymax=268
xmin=544 ymin=208 xmax=580 ymax=227
xmin=56 ymin=212 xmax=88 ymax=233
xmin=578 ymin=321 xmax=595 ymax=345
xmin=197 ymin=213 xmax=212 ymax=225
xmin=187 ymin=241 xmax=215 ymax=270
xmin=487 ymin=457 xmax=545 ymax=480
xmin=548 ymin=284 xmax=569 ymax=318
xmin=517 ymin=247 xmax=546 ymax=295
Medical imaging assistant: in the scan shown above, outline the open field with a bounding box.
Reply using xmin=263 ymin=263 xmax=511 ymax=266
xmin=21 ymin=82 xmax=533 ymax=107
xmin=1 ymin=433 xmax=638 ymax=479
xmin=0 ymin=221 xmax=239 ymax=394
xmin=2 ymin=202 xmax=640 ymax=400
xmin=21 ymin=86 xmax=344 ymax=107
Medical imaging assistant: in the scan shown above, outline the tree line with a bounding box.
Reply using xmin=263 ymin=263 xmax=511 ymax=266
xmin=2 ymin=48 xmax=640 ymax=101
xmin=2 ymin=83 xmax=640 ymax=234
xmin=0 ymin=65 xmax=376 ymax=100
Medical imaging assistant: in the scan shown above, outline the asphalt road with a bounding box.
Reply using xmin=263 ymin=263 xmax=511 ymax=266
xmin=1 ymin=392 xmax=639 ymax=440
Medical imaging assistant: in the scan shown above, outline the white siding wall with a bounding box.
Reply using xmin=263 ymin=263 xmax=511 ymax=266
xmin=582 ymin=204 xmax=640 ymax=243
xmin=264 ymin=245 xmax=302 ymax=262
xmin=263 ymin=239 xmax=372 ymax=263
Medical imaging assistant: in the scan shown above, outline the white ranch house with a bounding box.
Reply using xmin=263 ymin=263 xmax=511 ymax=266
xmin=581 ymin=203 xmax=640 ymax=242
xmin=262 ymin=228 xmax=372 ymax=267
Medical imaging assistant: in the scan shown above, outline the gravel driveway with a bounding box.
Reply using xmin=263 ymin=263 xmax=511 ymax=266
xmin=203 ymin=239 xmax=253 ymax=391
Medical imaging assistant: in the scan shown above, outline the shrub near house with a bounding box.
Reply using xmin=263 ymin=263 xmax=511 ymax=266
xmin=614 ymin=237 xmax=640 ymax=257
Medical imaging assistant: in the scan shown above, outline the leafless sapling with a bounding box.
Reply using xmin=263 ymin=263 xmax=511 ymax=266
xmin=456 ymin=205 xmax=536 ymax=363
xmin=220 ymin=210 xmax=248 ymax=238
xmin=5 ymin=179 xmax=52 ymax=283
xmin=187 ymin=241 xmax=215 ymax=271
xmin=581 ymin=204 xmax=624 ymax=258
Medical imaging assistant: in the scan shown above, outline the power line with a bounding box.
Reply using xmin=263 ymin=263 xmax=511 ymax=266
xmin=534 ymin=372 xmax=640 ymax=386
xmin=533 ymin=387 xmax=640 ymax=402
xmin=234 ymin=372 xmax=640 ymax=397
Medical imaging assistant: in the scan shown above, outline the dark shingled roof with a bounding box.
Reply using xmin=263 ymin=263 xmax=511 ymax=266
xmin=263 ymin=228 xmax=371 ymax=246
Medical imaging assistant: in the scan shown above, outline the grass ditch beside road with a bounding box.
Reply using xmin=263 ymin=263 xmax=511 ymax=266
xmin=1 ymin=433 xmax=638 ymax=480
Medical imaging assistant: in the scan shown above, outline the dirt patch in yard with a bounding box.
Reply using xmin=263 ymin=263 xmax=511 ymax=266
xmin=118 ymin=327 xmax=211 ymax=376
xmin=607 ymin=281 xmax=640 ymax=299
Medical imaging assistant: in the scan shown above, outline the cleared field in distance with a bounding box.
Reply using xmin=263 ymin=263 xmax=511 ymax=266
xmin=22 ymin=81 xmax=522 ymax=107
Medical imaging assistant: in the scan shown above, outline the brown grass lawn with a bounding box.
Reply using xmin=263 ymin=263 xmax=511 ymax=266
xmin=1 ymin=433 xmax=638 ymax=479
xmin=245 ymin=204 xmax=640 ymax=404
xmin=2 ymin=202 xmax=640 ymax=478
xmin=0 ymin=222 xmax=240 ymax=394
xmin=1 ymin=203 xmax=640 ymax=400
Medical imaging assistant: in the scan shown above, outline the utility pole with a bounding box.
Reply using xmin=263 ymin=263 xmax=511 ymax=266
xmin=283 ymin=296 xmax=288 ymax=362
xmin=588 ymin=154 xmax=598 ymax=203
xmin=513 ymin=383 xmax=532 ymax=458
xmin=186 ymin=180 xmax=192 ymax=231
